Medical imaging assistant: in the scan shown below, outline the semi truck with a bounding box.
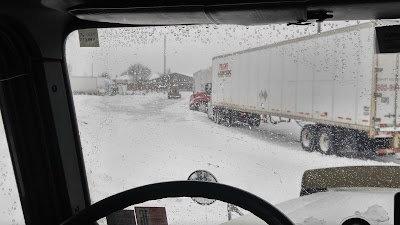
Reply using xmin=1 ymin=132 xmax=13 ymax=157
xmin=69 ymin=76 xmax=112 ymax=95
xmin=190 ymin=68 xmax=212 ymax=111
xmin=208 ymin=21 xmax=400 ymax=156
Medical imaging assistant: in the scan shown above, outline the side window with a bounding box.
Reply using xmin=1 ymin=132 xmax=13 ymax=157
xmin=0 ymin=112 xmax=25 ymax=224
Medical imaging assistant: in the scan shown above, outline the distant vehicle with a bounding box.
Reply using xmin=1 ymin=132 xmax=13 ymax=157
xmin=190 ymin=69 xmax=212 ymax=112
xmin=209 ymin=21 xmax=400 ymax=156
xmin=69 ymin=76 xmax=113 ymax=95
xmin=220 ymin=166 xmax=397 ymax=225
xmin=193 ymin=68 xmax=212 ymax=92
xmin=168 ymin=85 xmax=181 ymax=99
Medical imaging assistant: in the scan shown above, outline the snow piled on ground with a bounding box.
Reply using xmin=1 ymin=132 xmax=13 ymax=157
xmin=0 ymin=91 xmax=397 ymax=225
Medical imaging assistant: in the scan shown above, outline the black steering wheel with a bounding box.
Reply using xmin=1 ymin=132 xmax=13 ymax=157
xmin=60 ymin=181 xmax=294 ymax=225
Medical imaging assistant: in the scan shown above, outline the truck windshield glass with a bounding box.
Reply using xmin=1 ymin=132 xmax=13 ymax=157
xmin=66 ymin=20 xmax=400 ymax=225
xmin=0 ymin=111 xmax=25 ymax=225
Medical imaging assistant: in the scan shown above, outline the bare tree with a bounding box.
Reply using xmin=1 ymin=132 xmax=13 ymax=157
xmin=121 ymin=63 xmax=152 ymax=82
xmin=100 ymin=72 xmax=110 ymax=79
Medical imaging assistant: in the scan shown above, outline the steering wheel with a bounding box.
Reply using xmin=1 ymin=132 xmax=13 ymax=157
xmin=60 ymin=181 xmax=294 ymax=225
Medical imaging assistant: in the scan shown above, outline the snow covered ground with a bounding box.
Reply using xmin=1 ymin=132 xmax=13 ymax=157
xmin=73 ymin=92 xmax=397 ymax=225
xmin=0 ymin=91 xmax=398 ymax=225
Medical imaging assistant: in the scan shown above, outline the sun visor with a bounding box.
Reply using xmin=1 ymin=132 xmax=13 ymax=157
xmin=69 ymin=3 xmax=306 ymax=26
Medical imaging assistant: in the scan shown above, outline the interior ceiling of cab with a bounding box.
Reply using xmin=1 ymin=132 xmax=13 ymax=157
xmin=40 ymin=0 xmax=400 ymax=25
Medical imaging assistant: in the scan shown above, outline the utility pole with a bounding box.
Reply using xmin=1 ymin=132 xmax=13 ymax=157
xmin=164 ymin=34 xmax=170 ymax=94
xmin=317 ymin=21 xmax=322 ymax=33
xmin=164 ymin=35 xmax=167 ymax=76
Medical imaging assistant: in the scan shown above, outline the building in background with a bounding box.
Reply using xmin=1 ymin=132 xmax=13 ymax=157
xmin=70 ymin=73 xmax=193 ymax=95
xmin=149 ymin=73 xmax=193 ymax=92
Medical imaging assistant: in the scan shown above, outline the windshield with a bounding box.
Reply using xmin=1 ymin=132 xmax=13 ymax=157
xmin=65 ymin=20 xmax=400 ymax=225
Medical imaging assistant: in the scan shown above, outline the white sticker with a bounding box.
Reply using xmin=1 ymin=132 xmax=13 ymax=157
xmin=78 ymin=28 xmax=99 ymax=47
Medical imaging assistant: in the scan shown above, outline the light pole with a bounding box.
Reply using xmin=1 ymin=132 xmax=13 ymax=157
xmin=164 ymin=35 xmax=167 ymax=76
xmin=317 ymin=21 xmax=322 ymax=33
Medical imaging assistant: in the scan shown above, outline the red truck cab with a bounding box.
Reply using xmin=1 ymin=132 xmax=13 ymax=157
xmin=189 ymin=92 xmax=211 ymax=111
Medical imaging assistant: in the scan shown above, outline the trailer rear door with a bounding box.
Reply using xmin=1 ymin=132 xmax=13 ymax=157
xmin=375 ymin=53 xmax=400 ymax=131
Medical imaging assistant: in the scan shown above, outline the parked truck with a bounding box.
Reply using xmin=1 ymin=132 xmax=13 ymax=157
xmin=190 ymin=68 xmax=212 ymax=111
xmin=208 ymin=21 xmax=400 ymax=156
xmin=69 ymin=76 xmax=113 ymax=95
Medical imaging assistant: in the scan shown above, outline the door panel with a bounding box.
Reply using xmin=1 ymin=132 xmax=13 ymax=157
xmin=375 ymin=54 xmax=399 ymax=128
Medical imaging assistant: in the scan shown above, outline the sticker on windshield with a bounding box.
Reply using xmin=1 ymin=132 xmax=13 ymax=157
xmin=78 ymin=28 xmax=99 ymax=47
xmin=106 ymin=210 xmax=137 ymax=225
xmin=135 ymin=207 xmax=168 ymax=225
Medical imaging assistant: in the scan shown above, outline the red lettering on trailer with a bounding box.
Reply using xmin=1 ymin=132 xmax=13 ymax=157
xmin=362 ymin=120 xmax=369 ymax=122
xmin=219 ymin=63 xmax=228 ymax=70
xmin=338 ymin=117 xmax=343 ymax=119
xmin=377 ymin=84 xmax=400 ymax=92
xmin=346 ymin=118 xmax=352 ymax=120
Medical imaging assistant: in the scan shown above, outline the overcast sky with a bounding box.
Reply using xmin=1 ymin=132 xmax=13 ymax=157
xmin=65 ymin=21 xmax=362 ymax=78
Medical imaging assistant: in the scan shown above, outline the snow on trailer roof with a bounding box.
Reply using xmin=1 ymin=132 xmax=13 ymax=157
xmin=212 ymin=21 xmax=379 ymax=60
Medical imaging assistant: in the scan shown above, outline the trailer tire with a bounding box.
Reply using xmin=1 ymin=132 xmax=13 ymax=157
xmin=248 ymin=115 xmax=261 ymax=127
xmin=316 ymin=127 xmax=337 ymax=155
xmin=336 ymin=129 xmax=359 ymax=158
xmin=300 ymin=125 xmax=317 ymax=152
xmin=215 ymin=110 xmax=222 ymax=124
xmin=225 ymin=111 xmax=233 ymax=127
xmin=189 ymin=104 xmax=198 ymax=111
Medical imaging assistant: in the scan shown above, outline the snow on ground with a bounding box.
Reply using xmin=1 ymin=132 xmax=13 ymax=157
xmin=0 ymin=91 xmax=398 ymax=225
xmin=73 ymin=92 xmax=397 ymax=225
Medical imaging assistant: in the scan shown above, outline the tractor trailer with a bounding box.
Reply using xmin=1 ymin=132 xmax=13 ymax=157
xmin=209 ymin=22 xmax=400 ymax=155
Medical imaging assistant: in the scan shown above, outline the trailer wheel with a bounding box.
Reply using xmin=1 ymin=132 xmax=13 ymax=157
xmin=225 ymin=111 xmax=233 ymax=127
xmin=215 ymin=111 xmax=222 ymax=124
xmin=316 ymin=127 xmax=337 ymax=155
xmin=189 ymin=104 xmax=198 ymax=111
xmin=300 ymin=125 xmax=316 ymax=152
xmin=336 ymin=129 xmax=359 ymax=158
xmin=248 ymin=115 xmax=260 ymax=127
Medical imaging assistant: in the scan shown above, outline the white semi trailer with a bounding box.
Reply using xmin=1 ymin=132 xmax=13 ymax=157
xmin=69 ymin=76 xmax=112 ymax=95
xmin=209 ymin=22 xmax=400 ymax=155
xmin=193 ymin=68 xmax=212 ymax=93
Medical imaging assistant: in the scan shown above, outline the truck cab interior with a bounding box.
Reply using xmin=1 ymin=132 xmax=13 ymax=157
xmin=2 ymin=0 xmax=400 ymax=225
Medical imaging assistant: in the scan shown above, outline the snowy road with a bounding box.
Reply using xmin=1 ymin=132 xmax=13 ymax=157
xmin=73 ymin=92 xmax=397 ymax=225
xmin=0 ymin=92 xmax=398 ymax=225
